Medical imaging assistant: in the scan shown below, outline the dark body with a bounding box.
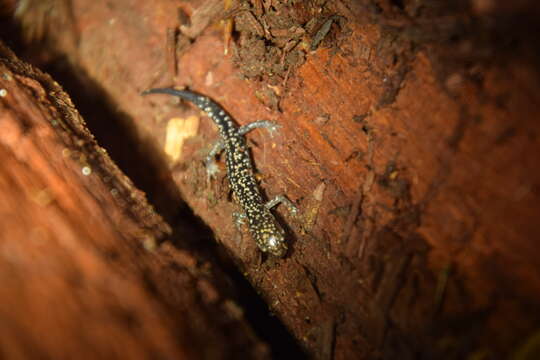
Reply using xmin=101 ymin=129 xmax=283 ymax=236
xmin=143 ymin=88 xmax=289 ymax=256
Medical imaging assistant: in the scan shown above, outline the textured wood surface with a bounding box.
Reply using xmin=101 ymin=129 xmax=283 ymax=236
xmin=0 ymin=41 xmax=272 ymax=360
xmin=3 ymin=0 xmax=540 ymax=358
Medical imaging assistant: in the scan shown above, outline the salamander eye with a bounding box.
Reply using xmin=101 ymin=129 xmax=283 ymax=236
xmin=267 ymin=235 xmax=279 ymax=248
xmin=265 ymin=233 xmax=287 ymax=257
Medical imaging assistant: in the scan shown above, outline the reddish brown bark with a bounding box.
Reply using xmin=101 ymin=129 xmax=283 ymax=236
xmin=0 ymin=42 xmax=271 ymax=360
xmin=3 ymin=0 xmax=540 ymax=359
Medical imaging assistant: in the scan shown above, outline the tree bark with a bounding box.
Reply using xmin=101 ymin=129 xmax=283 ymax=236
xmin=0 ymin=41 xmax=272 ymax=360
xmin=3 ymin=0 xmax=540 ymax=359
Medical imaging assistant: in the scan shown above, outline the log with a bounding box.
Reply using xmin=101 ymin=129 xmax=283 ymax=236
xmin=5 ymin=0 xmax=540 ymax=358
xmin=0 ymin=41 xmax=272 ymax=359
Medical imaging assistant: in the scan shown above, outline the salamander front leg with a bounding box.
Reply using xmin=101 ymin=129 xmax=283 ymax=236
xmin=233 ymin=212 xmax=247 ymax=227
xmin=265 ymin=195 xmax=299 ymax=217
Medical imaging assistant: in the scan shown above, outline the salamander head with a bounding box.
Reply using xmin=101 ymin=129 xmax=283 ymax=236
xmin=256 ymin=225 xmax=288 ymax=257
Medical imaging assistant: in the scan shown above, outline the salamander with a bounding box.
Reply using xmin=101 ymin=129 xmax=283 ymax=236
xmin=143 ymin=88 xmax=297 ymax=257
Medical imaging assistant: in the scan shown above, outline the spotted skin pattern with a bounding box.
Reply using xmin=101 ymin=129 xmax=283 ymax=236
xmin=143 ymin=88 xmax=296 ymax=257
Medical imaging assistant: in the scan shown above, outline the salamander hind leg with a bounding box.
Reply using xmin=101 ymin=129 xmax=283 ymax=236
xmin=205 ymin=119 xmax=279 ymax=179
xmin=238 ymin=120 xmax=281 ymax=137
xmin=205 ymin=139 xmax=224 ymax=179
